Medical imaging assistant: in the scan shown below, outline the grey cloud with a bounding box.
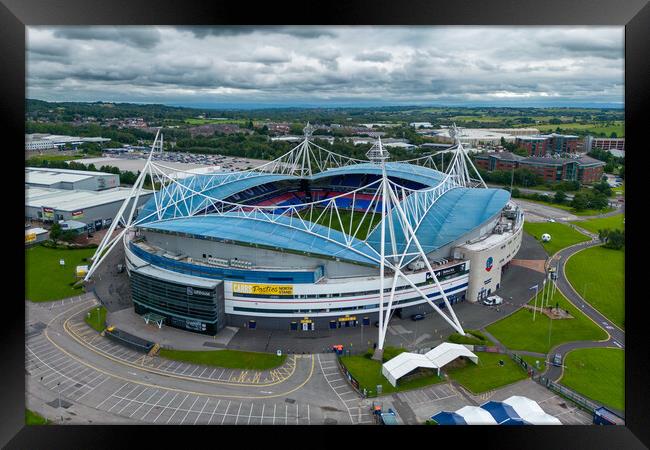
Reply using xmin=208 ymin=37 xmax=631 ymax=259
xmin=52 ymin=27 xmax=162 ymax=49
xmin=179 ymin=26 xmax=336 ymax=39
xmin=354 ymin=51 xmax=392 ymax=62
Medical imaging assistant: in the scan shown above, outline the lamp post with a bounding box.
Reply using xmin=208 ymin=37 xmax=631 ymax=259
xmin=529 ymin=284 xmax=539 ymax=321
xmin=57 ymin=381 xmax=62 ymax=408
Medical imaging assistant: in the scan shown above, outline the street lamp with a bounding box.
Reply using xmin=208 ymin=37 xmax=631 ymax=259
xmin=57 ymin=381 xmax=62 ymax=408
xmin=529 ymin=284 xmax=539 ymax=321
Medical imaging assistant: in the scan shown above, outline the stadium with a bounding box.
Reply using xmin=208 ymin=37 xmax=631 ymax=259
xmin=87 ymin=125 xmax=523 ymax=351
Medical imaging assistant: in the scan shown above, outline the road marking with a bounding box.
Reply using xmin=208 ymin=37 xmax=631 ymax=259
xmin=247 ymin=403 xmax=254 ymax=425
xmin=613 ymin=341 xmax=622 ymax=348
xmin=131 ymin=389 xmax=159 ymax=418
xmin=235 ymin=401 xmax=243 ymax=424
xmin=179 ymin=395 xmax=200 ymax=425
xmin=153 ymin=392 xmax=178 ymax=423
xmin=221 ymin=401 xmax=232 ymax=425
xmin=166 ymin=394 xmax=190 ymax=424
xmin=193 ymin=397 xmax=210 ymax=425
xmin=208 ymin=400 xmax=221 ymax=424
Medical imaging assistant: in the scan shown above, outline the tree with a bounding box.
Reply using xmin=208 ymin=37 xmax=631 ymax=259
xmin=592 ymin=181 xmax=612 ymax=197
xmin=511 ymin=187 xmax=521 ymax=198
xmin=554 ymin=190 xmax=567 ymax=204
xmin=604 ymin=229 xmax=625 ymax=249
xmin=49 ymin=222 xmax=62 ymax=241
xmin=571 ymin=192 xmax=589 ymax=211
xmin=610 ymin=132 xmax=618 ymax=139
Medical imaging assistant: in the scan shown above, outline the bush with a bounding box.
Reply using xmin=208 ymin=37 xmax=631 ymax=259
xmin=448 ymin=329 xmax=491 ymax=346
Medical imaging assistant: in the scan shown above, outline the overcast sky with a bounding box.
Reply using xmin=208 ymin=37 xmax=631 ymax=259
xmin=26 ymin=26 xmax=624 ymax=108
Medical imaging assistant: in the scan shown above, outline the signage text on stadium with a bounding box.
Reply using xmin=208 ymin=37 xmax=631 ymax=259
xmin=232 ymin=283 xmax=294 ymax=296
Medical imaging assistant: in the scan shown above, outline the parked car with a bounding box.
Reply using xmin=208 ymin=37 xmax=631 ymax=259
xmin=411 ymin=313 xmax=426 ymax=321
xmin=552 ymin=353 xmax=563 ymax=367
xmin=482 ymin=295 xmax=503 ymax=306
xmin=546 ymin=218 xmax=556 ymax=223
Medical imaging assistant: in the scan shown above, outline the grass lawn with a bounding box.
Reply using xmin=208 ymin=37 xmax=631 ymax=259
xmin=340 ymin=347 xmax=444 ymax=397
xmin=26 ymin=154 xmax=84 ymax=163
xmin=158 ymin=348 xmax=286 ymax=370
xmin=571 ymin=214 xmax=624 ymax=234
xmin=25 ymin=245 xmax=95 ymax=302
xmin=84 ymin=305 xmax=107 ymax=332
xmin=561 ymin=348 xmax=624 ymax=411
xmin=447 ymin=329 xmax=494 ymax=346
xmin=486 ymin=289 xmax=608 ymax=354
xmin=25 ymin=409 xmax=49 ymax=425
xmin=445 ymin=352 xmax=528 ymax=394
xmin=534 ymin=122 xmax=625 ymax=137
xmin=523 ymin=221 xmax=590 ymax=256
xmin=520 ymin=354 xmax=546 ymax=373
xmin=565 ymin=246 xmax=624 ymax=329
xmin=297 ymin=207 xmax=379 ymax=240
xmin=519 ymin=198 xmax=613 ymax=217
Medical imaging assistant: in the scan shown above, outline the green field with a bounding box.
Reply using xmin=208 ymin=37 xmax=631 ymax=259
xmin=26 ymin=153 xmax=84 ymax=163
xmin=565 ymin=246 xmax=624 ymax=329
xmin=25 ymin=245 xmax=94 ymax=302
xmin=486 ymin=289 xmax=608 ymax=354
xmin=523 ymin=221 xmax=590 ymax=256
xmin=158 ymin=348 xmax=286 ymax=370
xmin=519 ymin=198 xmax=613 ymax=217
xmin=445 ymin=352 xmax=528 ymax=394
xmin=533 ymin=122 xmax=624 ymax=137
xmin=340 ymin=348 xmax=444 ymax=397
xmin=520 ymin=355 xmax=546 ymax=373
xmin=84 ymin=306 xmax=107 ymax=332
xmin=571 ymin=214 xmax=624 ymax=235
xmin=561 ymin=348 xmax=624 ymax=411
xmin=297 ymin=207 xmax=379 ymax=240
xmin=25 ymin=409 xmax=49 ymax=425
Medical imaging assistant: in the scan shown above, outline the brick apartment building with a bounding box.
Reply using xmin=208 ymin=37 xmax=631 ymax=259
xmin=474 ymin=152 xmax=605 ymax=184
xmin=514 ymin=133 xmax=579 ymax=156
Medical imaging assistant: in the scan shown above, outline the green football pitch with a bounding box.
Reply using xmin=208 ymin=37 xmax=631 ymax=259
xmin=297 ymin=207 xmax=380 ymax=240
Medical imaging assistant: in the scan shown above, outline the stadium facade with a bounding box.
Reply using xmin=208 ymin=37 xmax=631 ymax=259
xmin=88 ymin=126 xmax=523 ymax=347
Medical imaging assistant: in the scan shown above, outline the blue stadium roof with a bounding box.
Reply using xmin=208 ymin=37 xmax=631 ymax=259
xmin=311 ymin=162 xmax=445 ymax=187
xmin=138 ymin=163 xmax=447 ymax=224
xmin=138 ymin=212 xmax=379 ymax=266
xmin=365 ymin=187 xmax=510 ymax=256
xmin=135 ymin=163 xmax=510 ymax=263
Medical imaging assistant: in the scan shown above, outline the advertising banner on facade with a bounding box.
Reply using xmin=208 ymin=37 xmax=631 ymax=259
xmin=232 ymin=282 xmax=293 ymax=296
xmin=72 ymin=210 xmax=84 ymax=219
xmin=25 ymin=233 xmax=36 ymax=243
xmin=43 ymin=207 xmax=54 ymax=219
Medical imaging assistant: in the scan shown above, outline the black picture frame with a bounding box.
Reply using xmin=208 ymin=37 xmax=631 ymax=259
xmin=2 ymin=0 xmax=648 ymax=448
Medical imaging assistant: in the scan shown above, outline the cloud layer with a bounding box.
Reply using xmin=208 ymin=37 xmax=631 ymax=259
xmin=27 ymin=26 xmax=624 ymax=106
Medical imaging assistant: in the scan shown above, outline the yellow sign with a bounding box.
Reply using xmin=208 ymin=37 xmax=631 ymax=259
xmin=338 ymin=316 xmax=357 ymax=322
xmin=25 ymin=233 xmax=37 ymax=243
xmin=232 ymin=282 xmax=293 ymax=296
xmin=300 ymin=318 xmax=312 ymax=324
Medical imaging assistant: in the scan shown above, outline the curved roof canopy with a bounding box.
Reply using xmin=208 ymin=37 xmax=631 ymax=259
xmin=136 ymin=163 xmax=510 ymax=263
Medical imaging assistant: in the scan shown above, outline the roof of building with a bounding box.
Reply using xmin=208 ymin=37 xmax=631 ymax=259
xmin=430 ymin=411 xmax=467 ymax=425
xmin=137 ymin=163 xmax=509 ymax=261
xmin=366 ymin=187 xmax=510 ymax=256
xmin=26 ymin=186 xmax=152 ymax=212
xmin=382 ymin=352 xmax=437 ymax=383
xmin=138 ymin=213 xmax=378 ymax=266
xmin=26 ymin=167 xmax=117 ymax=186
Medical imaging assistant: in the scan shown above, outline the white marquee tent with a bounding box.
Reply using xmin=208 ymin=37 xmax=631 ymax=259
xmin=502 ymin=396 xmax=562 ymax=425
xmin=455 ymin=406 xmax=498 ymax=425
xmin=381 ymin=353 xmax=436 ymax=387
xmin=382 ymin=342 xmax=479 ymax=387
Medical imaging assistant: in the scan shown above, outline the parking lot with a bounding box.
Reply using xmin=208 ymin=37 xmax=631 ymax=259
xmin=25 ymin=299 xmax=358 ymax=425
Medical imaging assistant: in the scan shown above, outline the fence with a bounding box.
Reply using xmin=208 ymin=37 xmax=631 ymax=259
xmin=508 ymin=352 xmax=615 ymax=418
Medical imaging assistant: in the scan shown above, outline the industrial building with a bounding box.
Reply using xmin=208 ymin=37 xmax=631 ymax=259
xmin=515 ymin=133 xmax=580 ymax=156
xmin=584 ymin=136 xmax=625 ymax=153
xmin=25 ymin=133 xmax=111 ymax=151
xmin=25 ymin=186 xmax=153 ymax=228
xmin=26 ymin=167 xmax=120 ymax=191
